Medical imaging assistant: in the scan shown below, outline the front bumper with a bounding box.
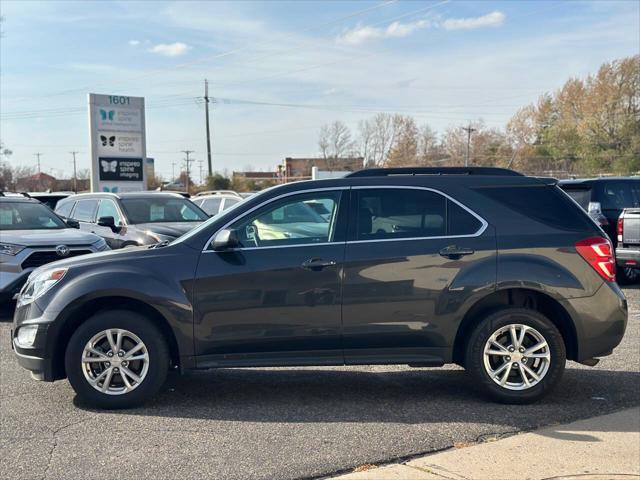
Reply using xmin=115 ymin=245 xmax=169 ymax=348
xmin=616 ymin=247 xmax=640 ymax=269
xmin=12 ymin=300 xmax=57 ymax=381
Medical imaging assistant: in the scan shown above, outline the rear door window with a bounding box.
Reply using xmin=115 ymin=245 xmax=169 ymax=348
xmin=72 ymin=199 xmax=99 ymax=223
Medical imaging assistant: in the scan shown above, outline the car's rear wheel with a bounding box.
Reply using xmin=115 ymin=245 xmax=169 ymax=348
xmin=464 ymin=308 xmax=566 ymax=403
xmin=65 ymin=310 xmax=169 ymax=409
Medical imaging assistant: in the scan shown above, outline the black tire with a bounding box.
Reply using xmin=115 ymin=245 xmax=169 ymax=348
xmin=65 ymin=310 xmax=169 ymax=409
xmin=464 ymin=308 xmax=566 ymax=404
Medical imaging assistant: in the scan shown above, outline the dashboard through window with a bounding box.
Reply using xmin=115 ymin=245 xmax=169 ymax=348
xmin=231 ymin=191 xmax=342 ymax=248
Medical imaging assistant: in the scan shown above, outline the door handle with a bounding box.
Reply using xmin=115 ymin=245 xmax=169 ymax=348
xmin=439 ymin=246 xmax=474 ymax=259
xmin=301 ymin=258 xmax=337 ymax=271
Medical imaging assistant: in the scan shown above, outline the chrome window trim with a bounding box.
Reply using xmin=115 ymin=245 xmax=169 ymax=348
xmin=201 ymin=184 xmax=488 ymax=252
xmin=201 ymin=186 xmax=349 ymax=252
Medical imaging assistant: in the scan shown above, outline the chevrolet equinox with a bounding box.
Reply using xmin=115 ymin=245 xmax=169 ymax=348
xmin=11 ymin=167 xmax=628 ymax=408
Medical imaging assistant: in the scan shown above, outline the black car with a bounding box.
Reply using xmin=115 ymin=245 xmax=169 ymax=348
xmin=559 ymin=177 xmax=640 ymax=282
xmin=12 ymin=167 xmax=627 ymax=408
xmin=54 ymin=192 xmax=209 ymax=249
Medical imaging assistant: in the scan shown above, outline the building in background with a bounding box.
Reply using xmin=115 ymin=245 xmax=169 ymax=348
xmin=282 ymin=157 xmax=363 ymax=182
xmin=15 ymin=172 xmax=57 ymax=192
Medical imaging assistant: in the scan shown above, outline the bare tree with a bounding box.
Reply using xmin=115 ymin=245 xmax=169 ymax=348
xmin=357 ymin=113 xmax=400 ymax=167
xmin=319 ymin=121 xmax=355 ymax=170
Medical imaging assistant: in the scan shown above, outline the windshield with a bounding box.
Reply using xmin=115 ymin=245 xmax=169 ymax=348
xmin=0 ymin=201 xmax=67 ymax=230
xmin=120 ymin=197 xmax=209 ymax=224
xmin=596 ymin=181 xmax=640 ymax=210
xmin=562 ymin=188 xmax=592 ymax=210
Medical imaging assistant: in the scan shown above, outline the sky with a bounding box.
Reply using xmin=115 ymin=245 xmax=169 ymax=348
xmin=1 ymin=0 xmax=639 ymax=181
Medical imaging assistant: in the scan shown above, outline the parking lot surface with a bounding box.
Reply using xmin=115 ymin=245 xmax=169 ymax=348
xmin=1 ymin=288 xmax=639 ymax=480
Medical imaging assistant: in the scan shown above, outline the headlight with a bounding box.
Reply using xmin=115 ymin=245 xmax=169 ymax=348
xmin=16 ymin=325 xmax=39 ymax=347
xmin=19 ymin=268 xmax=68 ymax=306
xmin=92 ymin=237 xmax=109 ymax=251
xmin=0 ymin=243 xmax=26 ymax=256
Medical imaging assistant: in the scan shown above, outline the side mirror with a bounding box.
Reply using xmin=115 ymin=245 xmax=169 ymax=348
xmin=97 ymin=216 xmax=118 ymax=232
xmin=212 ymin=228 xmax=239 ymax=251
xmin=65 ymin=218 xmax=80 ymax=229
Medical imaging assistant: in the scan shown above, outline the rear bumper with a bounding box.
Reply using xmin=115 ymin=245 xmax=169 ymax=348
xmin=616 ymin=246 xmax=640 ymax=268
xmin=562 ymin=281 xmax=627 ymax=361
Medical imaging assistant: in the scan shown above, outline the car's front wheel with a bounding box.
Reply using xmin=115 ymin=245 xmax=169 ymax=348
xmin=65 ymin=310 xmax=169 ymax=409
xmin=465 ymin=308 xmax=566 ymax=403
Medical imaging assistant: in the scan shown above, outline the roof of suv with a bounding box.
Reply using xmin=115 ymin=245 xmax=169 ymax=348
xmin=61 ymin=192 xmax=187 ymax=201
xmin=0 ymin=196 xmax=41 ymax=204
xmin=559 ymin=177 xmax=640 ymax=186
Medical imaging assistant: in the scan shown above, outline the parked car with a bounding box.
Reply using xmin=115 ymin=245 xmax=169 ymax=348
xmin=54 ymin=192 xmax=209 ymax=249
xmin=0 ymin=195 xmax=108 ymax=302
xmin=559 ymin=177 xmax=640 ymax=282
xmin=27 ymin=191 xmax=74 ymax=210
xmin=191 ymin=193 xmax=242 ymax=216
xmin=12 ymin=167 xmax=627 ymax=409
xmin=615 ymin=208 xmax=640 ymax=273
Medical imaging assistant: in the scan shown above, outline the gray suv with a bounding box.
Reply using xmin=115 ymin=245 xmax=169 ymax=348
xmin=11 ymin=168 xmax=627 ymax=408
xmin=0 ymin=195 xmax=108 ymax=302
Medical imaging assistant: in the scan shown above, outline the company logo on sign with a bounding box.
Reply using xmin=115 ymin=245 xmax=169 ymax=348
xmin=101 ymin=159 xmax=118 ymax=173
xmin=99 ymin=109 xmax=115 ymax=121
xmin=100 ymin=135 xmax=116 ymax=147
xmin=98 ymin=157 xmax=143 ymax=182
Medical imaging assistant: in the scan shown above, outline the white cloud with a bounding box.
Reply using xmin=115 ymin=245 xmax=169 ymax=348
xmin=443 ymin=11 xmax=505 ymax=31
xmin=149 ymin=42 xmax=191 ymax=57
xmin=337 ymin=19 xmax=431 ymax=45
xmin=128 ymin=39 xmax=140 ymax=46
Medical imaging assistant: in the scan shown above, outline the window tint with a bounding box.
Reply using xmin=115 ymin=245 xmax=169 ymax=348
xmin=231 ymin=191 xmax=341 ymax=248
xmin=561 ymin=188 xmax=592 ymax=210
xmin=597 ymin=181 xmax=640 ymax=210
xmin=448 ymin=201 xmax=482 ymax=236
xmin=96 ymin=200 xmax=122 ymax=224
xmin=356 ymin=189 xmax=447 ymax=240
xmin=73 ymin=199 xmax=99 ymax=222
xmin=476 ymin=185 xmax=593 ymax=231
xmin=201 ymin=198 xmax=222 ymax=215
xmin=55 ymin=201 xmax=74 ymax=218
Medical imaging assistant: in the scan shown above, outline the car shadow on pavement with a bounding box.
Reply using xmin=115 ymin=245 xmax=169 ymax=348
xmin=75 ymin=367 xmax=640 ymax=430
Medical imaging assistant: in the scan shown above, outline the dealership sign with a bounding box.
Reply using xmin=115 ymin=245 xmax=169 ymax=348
xmin=88 ymin=94 xmax=147 ymax=193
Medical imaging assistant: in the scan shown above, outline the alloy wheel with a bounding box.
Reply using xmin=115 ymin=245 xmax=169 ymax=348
xmin=482 ymin=324 xmax=551 ymax=391
xmin=81 ymin=328 xmax=150 ymax=395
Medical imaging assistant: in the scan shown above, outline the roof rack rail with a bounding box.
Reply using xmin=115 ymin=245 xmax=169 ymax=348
xmin=346 ymin=167 xmax=523 ymax=178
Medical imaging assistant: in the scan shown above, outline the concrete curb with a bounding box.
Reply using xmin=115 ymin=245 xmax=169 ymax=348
xmin=331 ymin=407 xmax=640 ymax=480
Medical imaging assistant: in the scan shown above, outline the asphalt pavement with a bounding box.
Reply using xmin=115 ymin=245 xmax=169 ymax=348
xmin=1 ymin=288 xmax=639 ymax=480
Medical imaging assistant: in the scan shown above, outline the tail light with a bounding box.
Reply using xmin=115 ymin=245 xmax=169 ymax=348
xmin=575 ymin=237 xmax=615 ymax=282
xmin=617 ymin=212 xmax=624 ymax=242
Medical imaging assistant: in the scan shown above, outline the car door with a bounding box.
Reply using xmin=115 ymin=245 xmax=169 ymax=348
xmin=341 ymin=186 xmax=496 ymax=366
xmin=70 ymin=198 xmax=99 ymax=234
xmin=192 ymin=188 xmax=349 ymax=367
xmin=93 ymin=199 xmax=126 ymax=249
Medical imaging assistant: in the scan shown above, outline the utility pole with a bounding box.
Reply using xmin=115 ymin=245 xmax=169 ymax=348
xmin=69 ymin=151 xmax=78 ymax=193
xmin=198 ymin=159 xmax=204 ymax=185
xmin=171 ymin=162 xmax=177 ymax=182
xmin=462 ymin=124 xmax=476 ymax=167
xmin=34 ymin=152 xmax=43 ymax=173
xmin=204 ymin=79 xmax=213 ymax=178
xmin=181 ymin=150 xmax=194 ymax=193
